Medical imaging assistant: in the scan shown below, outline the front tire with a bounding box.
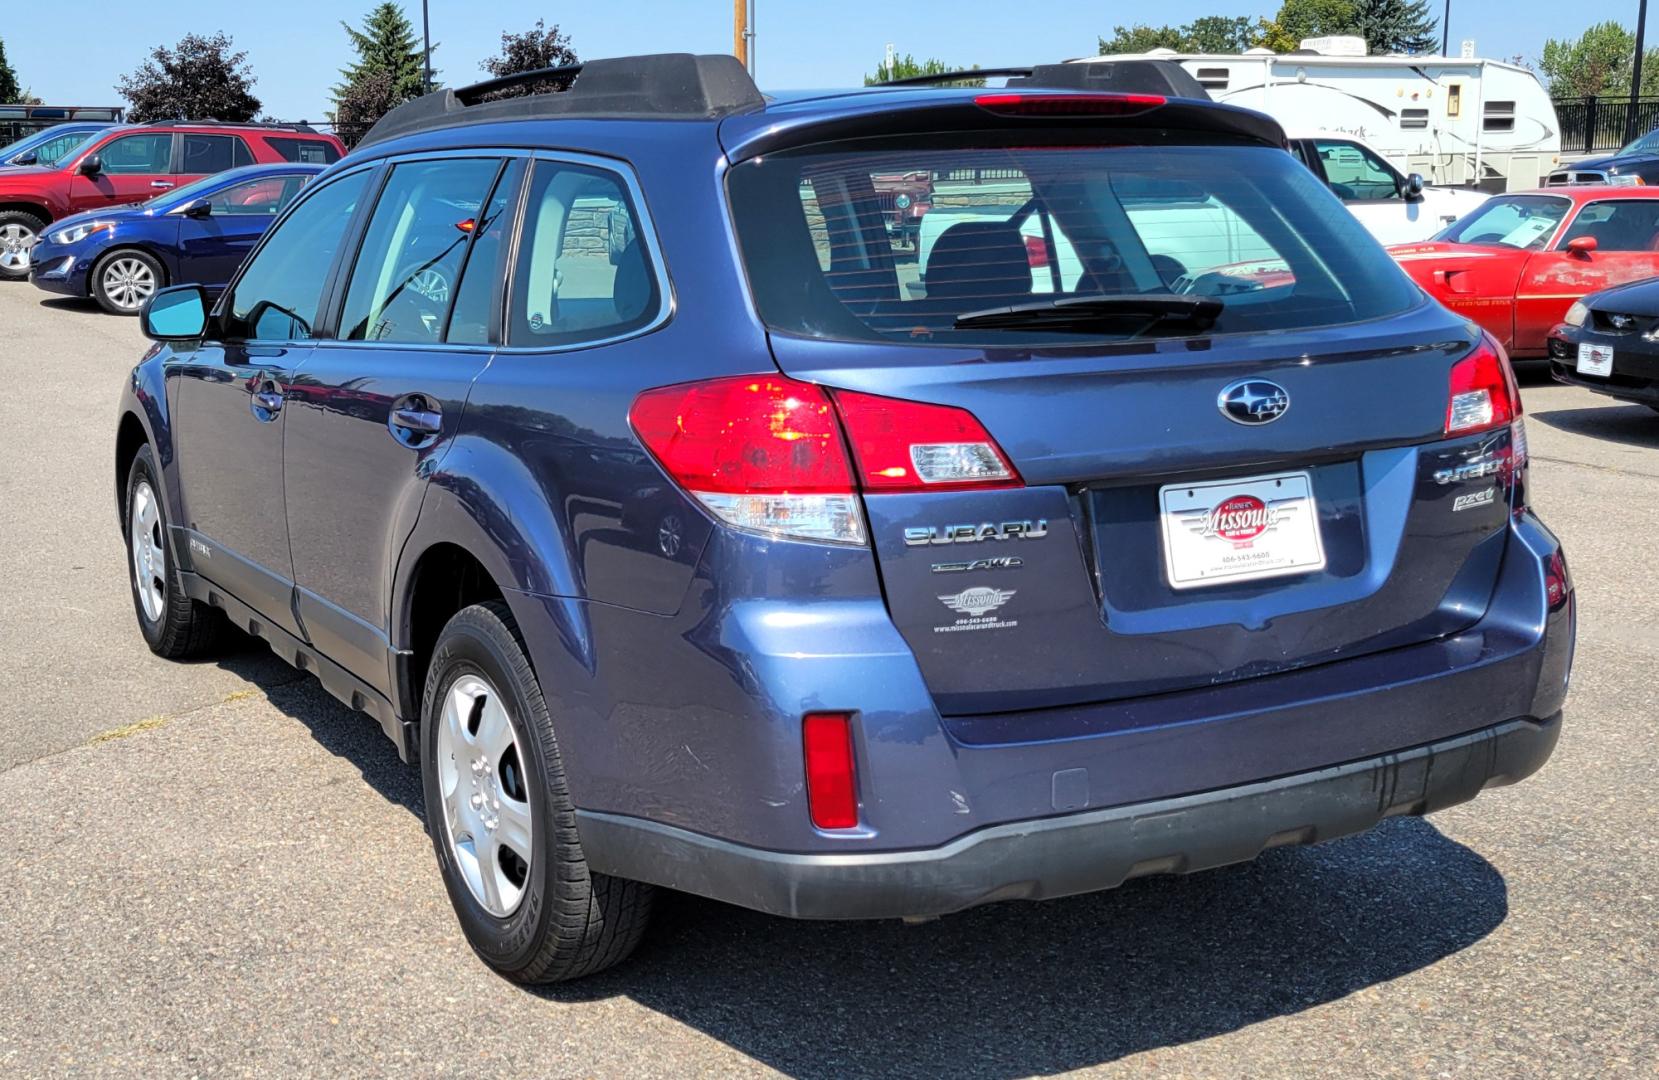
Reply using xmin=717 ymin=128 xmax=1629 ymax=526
xmin=421 ymin=601 xmax=653 ymax=983
xmin=93 ymin=249 xmax=164 ymax=315
xmin=0 ymin=209 xmax=46 ymax=281
xmin=124 ymin=444 xmax=226 ymax=658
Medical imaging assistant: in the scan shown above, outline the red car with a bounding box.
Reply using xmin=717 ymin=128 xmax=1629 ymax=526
xmin=0 ymin=121 xmax=344 ymax=281
xmin=1390 ymin=186 xmax=1659 ymax=358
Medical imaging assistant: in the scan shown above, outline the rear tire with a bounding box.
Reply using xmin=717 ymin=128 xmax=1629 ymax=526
xmin=0 ymin=209 xmax=46 ymax=281
xmin=92 ymin=249 xmax=164 ymax=315
xmin=421 ymin=601 xmax=654 ymax=983
xmin=124 ymin=444 xmax=227 ymax=658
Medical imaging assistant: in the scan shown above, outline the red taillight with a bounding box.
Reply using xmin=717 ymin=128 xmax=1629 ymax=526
xmin=1446 ymin=333 xmax=1522 ymax=436
xmin=630 ymin=376 xmax=1019 ymax=542
xmin=832 ymin=388 xmax=1021 ymax=492
xmin=1023 ymin=234 xmax=1049 ymax=267
xmin=803 ymin=713 xmax=858 ymax=830
xmin=973 ymin=92 xmax=1166 ymax=117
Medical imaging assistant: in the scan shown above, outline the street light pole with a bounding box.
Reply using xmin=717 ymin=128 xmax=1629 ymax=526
xmin=1441 ymin=0 xmax=1451 ymax=55
xmin=421 ymin=0 xmax=434 ymax=94
xmin=1632 ymin=0 xmax=1651 ymax=143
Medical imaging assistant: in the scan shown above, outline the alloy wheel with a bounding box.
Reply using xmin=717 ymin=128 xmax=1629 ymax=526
xmin=0 ymin=223 xmax=35 ymax=273
xmin=436 ymin=673 xmax=534 ymax=917
xmin=129 ymin=481 xmax=166 ymax=623
xmin=102 ymin=257 xmax=157 ymax=311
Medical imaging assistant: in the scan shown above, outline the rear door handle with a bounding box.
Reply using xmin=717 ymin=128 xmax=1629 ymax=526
xmin=391 ymin=406 xmax=442 ymax=435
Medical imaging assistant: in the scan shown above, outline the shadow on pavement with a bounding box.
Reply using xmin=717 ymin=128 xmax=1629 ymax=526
xmin=1530 ymin=403 xmax=1659 ymax=450
xmin=228 ymin=645 xmax=1508 ymax=1078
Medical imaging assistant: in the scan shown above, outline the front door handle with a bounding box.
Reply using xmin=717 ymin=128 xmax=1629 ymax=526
xmin=151 ymin=180 xmax=175 ymax=189
xmin=249 ymin=375 xmax=284 ymax=421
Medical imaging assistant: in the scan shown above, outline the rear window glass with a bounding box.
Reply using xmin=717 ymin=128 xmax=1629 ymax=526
xmin=728 ymin=139 xmax=1422 ymax=346
xmin=267 ymin=136 xmax=341 ymax=165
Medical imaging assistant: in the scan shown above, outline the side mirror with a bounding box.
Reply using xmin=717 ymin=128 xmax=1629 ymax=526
xmin=13 ymin=150 xmax=37 ymax=166
xmin=1567 ymin=235 xmax=1598 ymax=257
xmin=141 ymin=285 xmax=209 ymax=341
xmin=1404 ymin=172 xmax=1425 ymax=199
xmin=182 ymin=198 xmax=212 ymax=220
xmin=78 ymin=154 xmax=102 ymax=176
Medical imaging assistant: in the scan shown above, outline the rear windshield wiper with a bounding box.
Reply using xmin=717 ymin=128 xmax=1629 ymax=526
xmin=954 ymin=293 xmax=1224 ymax=332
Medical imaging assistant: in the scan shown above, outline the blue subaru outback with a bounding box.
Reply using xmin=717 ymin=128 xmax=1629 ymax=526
xmin=117 ymin=55 xmax=1574 ymax=983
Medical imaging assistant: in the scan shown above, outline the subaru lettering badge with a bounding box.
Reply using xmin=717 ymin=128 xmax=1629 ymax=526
xmin=1218 ymin=379 xmax=1290 ymax=426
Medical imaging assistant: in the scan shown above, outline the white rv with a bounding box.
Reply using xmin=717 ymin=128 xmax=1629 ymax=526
xmin=1079 ymin=39 xmax=1560 ymax=192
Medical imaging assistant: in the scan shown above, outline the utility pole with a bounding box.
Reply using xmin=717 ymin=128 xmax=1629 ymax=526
xmin=733 ymin=0 xmax=745 ymax=68
xmin=1632 ymin=0 xmax=1651 ymax=143
xmin=421 ymin=0 xmax=434 ymax=94
xmin=1441 ymin=0 xmax=1451 ymax=55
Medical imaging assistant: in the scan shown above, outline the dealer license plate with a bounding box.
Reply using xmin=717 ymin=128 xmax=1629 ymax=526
xmin=1159 ymin=471 xmax=1327 ymax=590
xmin=1577 ymin=342 xmax=1614 ymax=377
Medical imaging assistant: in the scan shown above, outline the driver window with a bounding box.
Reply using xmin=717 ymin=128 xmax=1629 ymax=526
xmin=226 ymin=170 xmax=370 ymax=341
xmin=98 ymin=134 xmax=172 ymax=175
xmin=1314 ymin=139 xmax=1400 ymax=201
xmin=338 ymin=157 xmax=503 ymax=343
xmin=1556 ymin=200 xmax=1659 ymax=252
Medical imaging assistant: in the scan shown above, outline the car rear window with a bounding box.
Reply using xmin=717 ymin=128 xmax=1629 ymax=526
xmin=266 ymin=136 xmax=342 ymax=165
xmin=727 ymin=138 xmax=1422 ymax=346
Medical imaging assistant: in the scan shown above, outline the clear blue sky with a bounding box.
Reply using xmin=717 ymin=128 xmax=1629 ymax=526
xmin=2 ymin=0 xmax=1653 ymax=120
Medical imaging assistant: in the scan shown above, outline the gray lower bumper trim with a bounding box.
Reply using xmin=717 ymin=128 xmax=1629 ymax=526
xmin=577 ymin=713 xmax=1561 ymax=919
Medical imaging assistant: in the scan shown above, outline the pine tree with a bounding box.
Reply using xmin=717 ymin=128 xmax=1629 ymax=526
xmin=333 ymin=2 xmax=433 ymax=124
xmin=1352 ymin=0 xmax=1439 ymax=54
xmin=0 ymin=37 xmax=22 ymax=103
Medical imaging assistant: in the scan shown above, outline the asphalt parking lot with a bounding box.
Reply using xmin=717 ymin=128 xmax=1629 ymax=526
xmin=0 ymin=284 xmax=1654 ymax=1079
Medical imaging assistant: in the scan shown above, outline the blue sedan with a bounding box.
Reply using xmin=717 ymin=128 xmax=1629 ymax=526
xmin=29 ymin=163 xmax=321 ymax=314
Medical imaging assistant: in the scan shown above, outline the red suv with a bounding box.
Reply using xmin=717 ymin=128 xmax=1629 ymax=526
xmin=0 ymin=121 xmax=345 ymax=280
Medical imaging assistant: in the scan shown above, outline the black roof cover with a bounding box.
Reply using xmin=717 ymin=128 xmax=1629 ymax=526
xmin=358 ymin=53 xmax=765 ymax=148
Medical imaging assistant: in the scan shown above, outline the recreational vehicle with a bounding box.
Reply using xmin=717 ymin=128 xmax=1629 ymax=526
xmin=1081 ymin=39 xmax=1560 ymax=192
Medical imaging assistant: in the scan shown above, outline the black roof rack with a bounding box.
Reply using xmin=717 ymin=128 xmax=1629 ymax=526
xmin=879 ymin=60 xmax=1211 ymax=101
xmin=137 ymin=118 xmax=322 ymax=133
xmin=358 ymin=53 xmax=765 ymax=149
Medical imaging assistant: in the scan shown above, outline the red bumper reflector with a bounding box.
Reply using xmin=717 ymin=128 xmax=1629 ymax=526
xmin=803 ymin=713 xmax=858 ymax=829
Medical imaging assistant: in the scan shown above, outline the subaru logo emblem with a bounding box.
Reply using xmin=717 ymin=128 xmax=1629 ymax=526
xmin=1218 ymin=379 xmax=1290 ymax=425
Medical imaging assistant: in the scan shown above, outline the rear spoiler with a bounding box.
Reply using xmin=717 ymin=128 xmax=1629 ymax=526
xmin=721 ymin=91 xmax=1285 ymax=165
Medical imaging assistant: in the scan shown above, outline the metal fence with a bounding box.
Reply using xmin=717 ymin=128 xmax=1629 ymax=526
xmin=0 ymin=106 xmax=126 ymax=147
xmin=1554 ymin=96 xmax=1659 ymax=154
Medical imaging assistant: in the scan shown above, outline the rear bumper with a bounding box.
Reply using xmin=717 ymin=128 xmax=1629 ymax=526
xmin=579 ymin=711 xmax=1561 ymax=919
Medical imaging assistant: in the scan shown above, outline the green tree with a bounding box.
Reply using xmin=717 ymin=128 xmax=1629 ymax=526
xmin=1351 ymin=0 xmax=1438 ymax=53
xmin=864 ymin=54 xmax=982 ymax=86
xmin=1539 ymin=22 xmax=1659 ymax=98
xmin=115 ymin=33 xmax=261 ymax=122
xmin=333 ymin=1 xmax=433 ymax=126
xmin=1257 ymin=0 xmax=1357 ymax=51
xmin=1098 ymin=25 xmax=1189 ymax=53
xmin=0 ymin=37 xmax=21 ymax=103
xmin=1186 ymin=15 xmax=1260 ymax=52
xmin=478 ymin=19 xmax=577 ymax=99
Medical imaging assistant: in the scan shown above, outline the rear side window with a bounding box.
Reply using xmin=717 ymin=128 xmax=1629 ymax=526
xmin=267 ymin=136 xmax=342 ymax=165
xmin=506 ymin=159 xmax=661 ymax=347
xmin=181 ymin=134 xmax=246 ymax=174
xmin=728 ymin=139 xmax=1421 ymax=346
xmin=227 ymin=170 xmax=370 ymax=341
xmin=337 ymin=157 xmax=502 ymax=343
xmin=207 ymin=174 xmax=309 ymax=216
